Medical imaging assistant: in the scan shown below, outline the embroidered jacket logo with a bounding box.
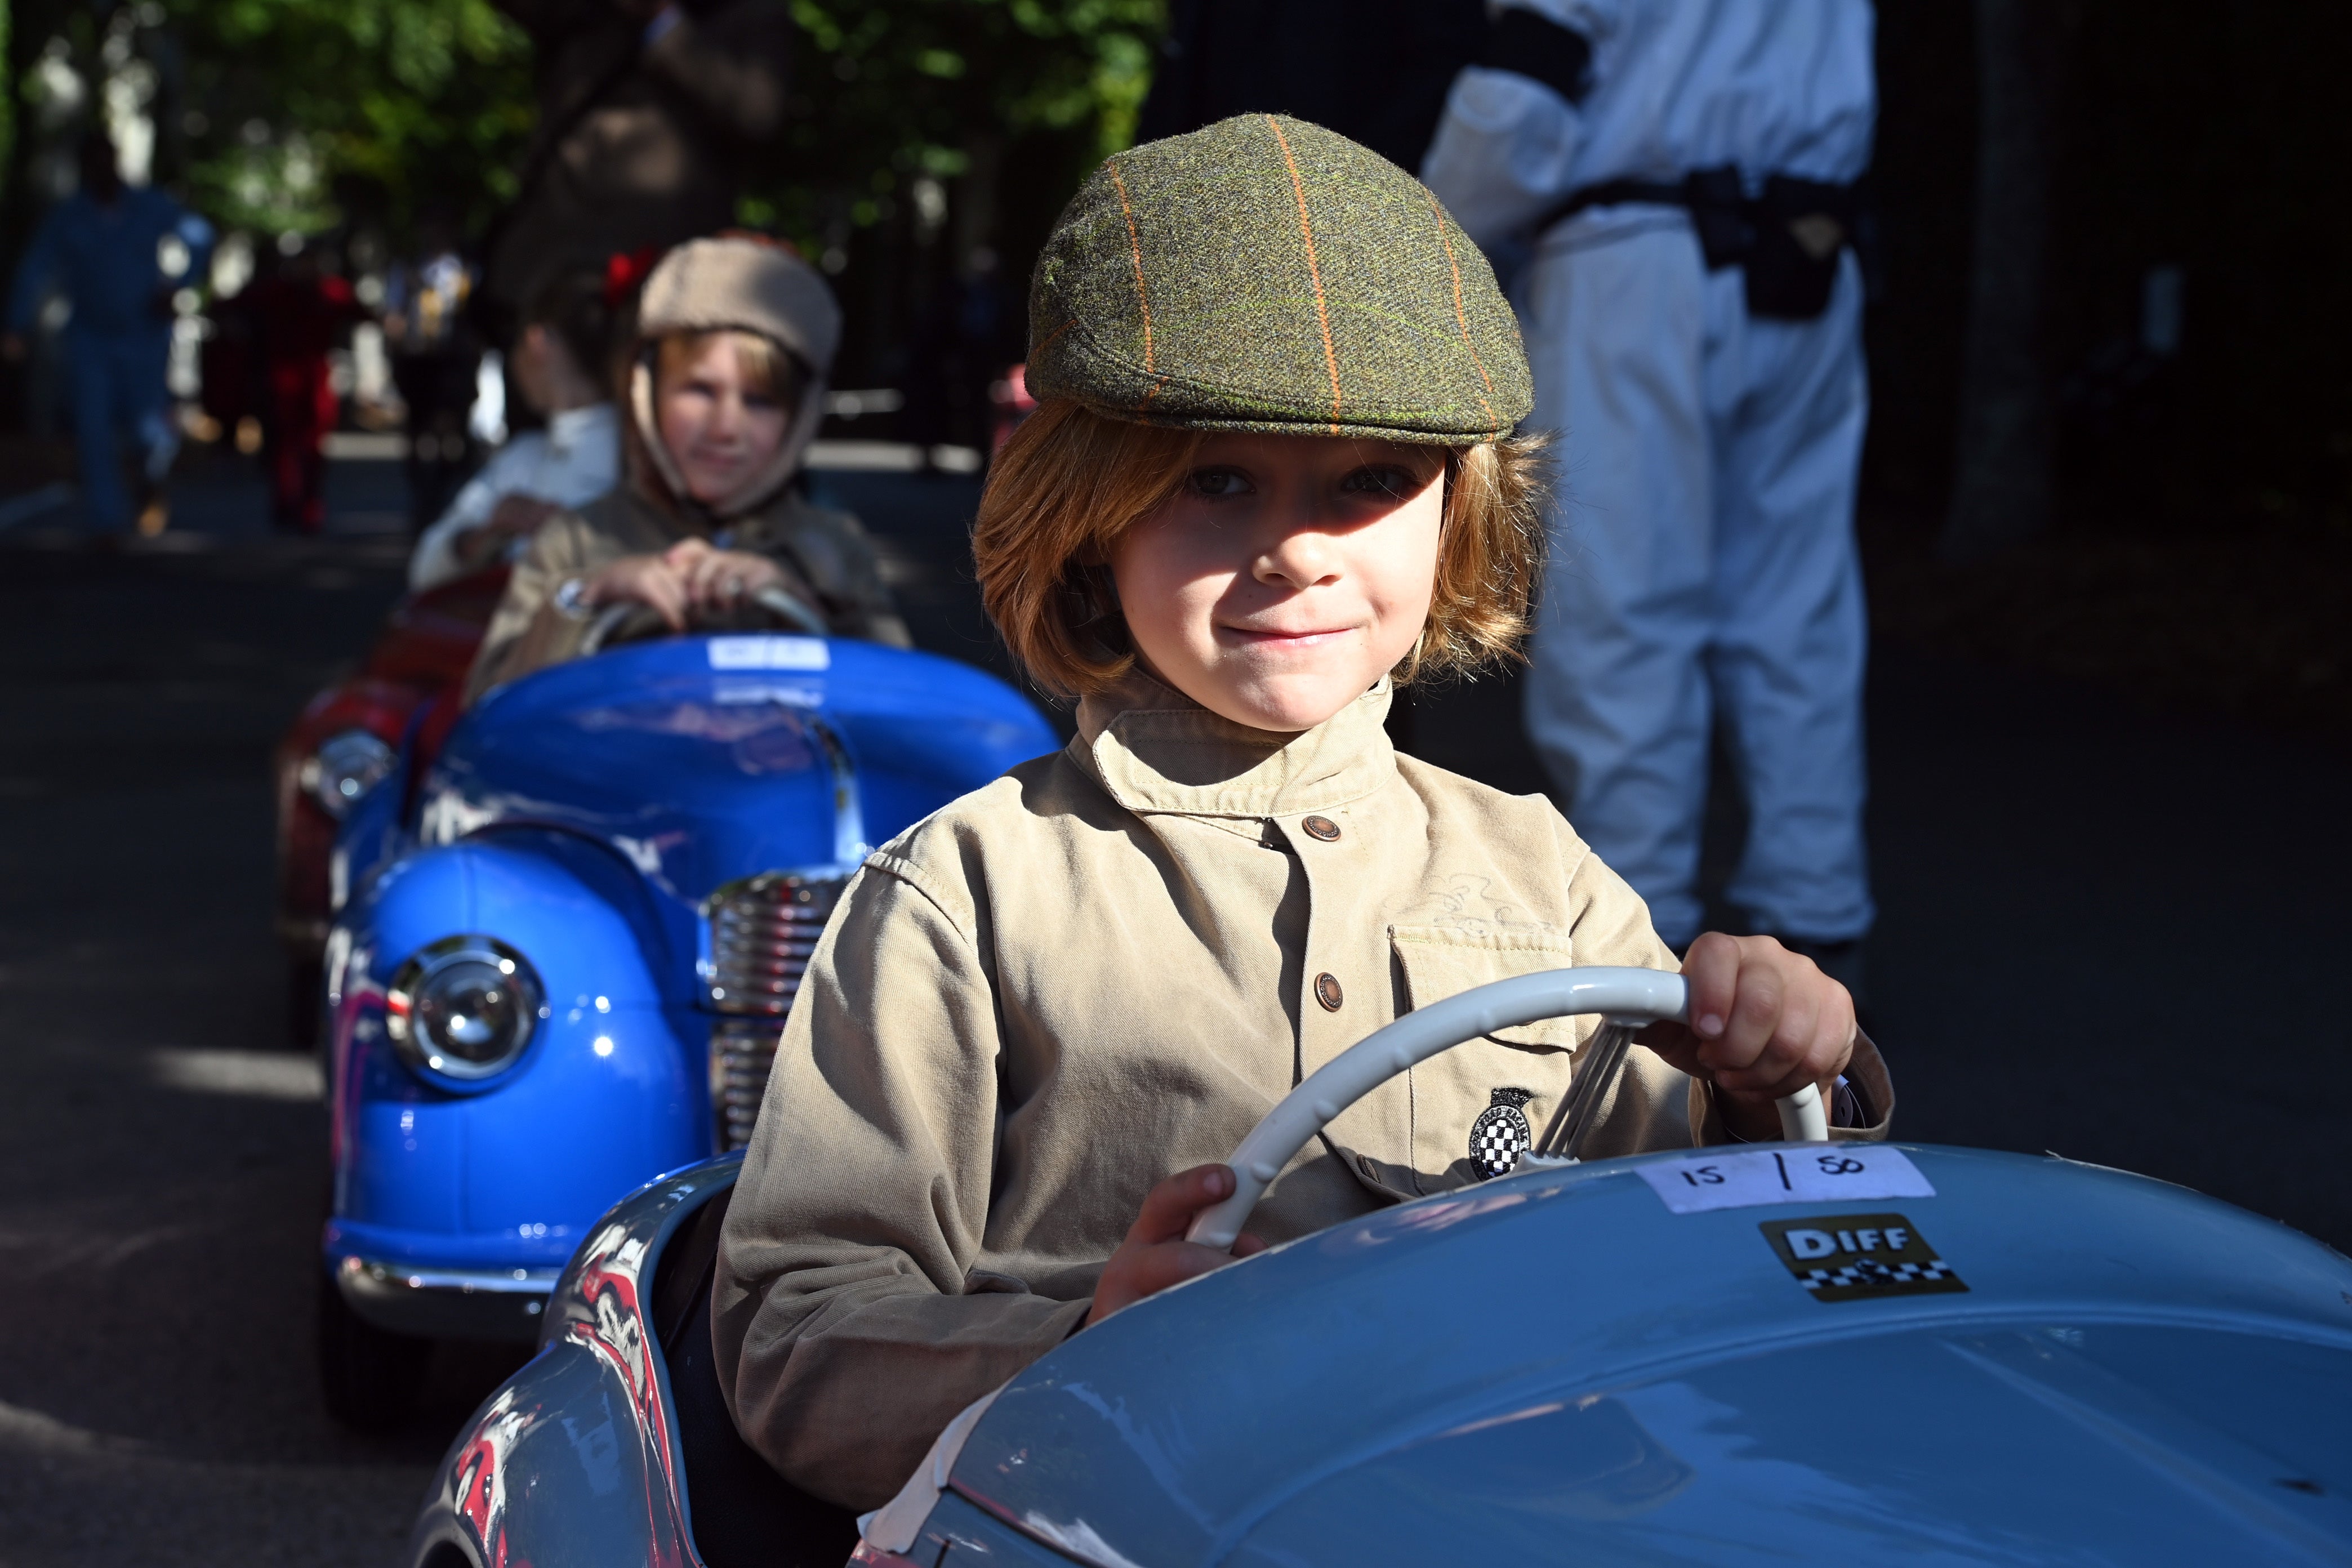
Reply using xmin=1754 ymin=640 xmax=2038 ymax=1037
xmin=1468 ymin=1086 xmax=1535 ymax=1180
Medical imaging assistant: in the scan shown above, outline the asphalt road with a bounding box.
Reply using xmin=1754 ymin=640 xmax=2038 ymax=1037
xmin=0 ymin=451 xmax=2345 ymax=1564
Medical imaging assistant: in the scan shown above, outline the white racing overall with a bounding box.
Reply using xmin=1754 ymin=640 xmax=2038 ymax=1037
xmin=1423 ymin=0 xmax=1878 ymax=948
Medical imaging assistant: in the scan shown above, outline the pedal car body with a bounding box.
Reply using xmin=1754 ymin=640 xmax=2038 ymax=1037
xmin=402 ymin=972 xmax=2352 ymax=1566
xmin=273 ymin=565 xmax=508 ymax=1040
xmin=318 ymin=634 xmax=1054 ymax=1424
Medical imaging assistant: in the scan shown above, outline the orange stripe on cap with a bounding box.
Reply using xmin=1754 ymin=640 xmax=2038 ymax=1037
xmin=1424 ymin=188 xmax=1498 ymax=433
xmin=1105 ymin=159 xmax=1157 ymax=411
xmin=1267 ymin=115 xmax=1342 ymax=434
xmin=1033 ymin=317 xmax=1079 ymax=358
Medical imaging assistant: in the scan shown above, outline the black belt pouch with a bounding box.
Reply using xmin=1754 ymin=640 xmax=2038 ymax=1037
xmin=1742 ymin=174 xmax=1854 ymax=322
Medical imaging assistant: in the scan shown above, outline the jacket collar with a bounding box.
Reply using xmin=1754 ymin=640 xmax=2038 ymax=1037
xmin=1071 ymin=670 xmax=1397 ymax=819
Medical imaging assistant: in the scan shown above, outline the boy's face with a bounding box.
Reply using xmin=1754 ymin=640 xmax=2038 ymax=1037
xmin=1111 ymin=431 xmax=1446 ymax=733
xmin=654 ymin=334 xmax=791 ymax=504
xmin=511 ymin=324 xmax=565 ymax=417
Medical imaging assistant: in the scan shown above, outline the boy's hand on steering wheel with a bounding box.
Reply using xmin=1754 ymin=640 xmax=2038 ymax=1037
xmin=1085 ymin=1163 xmax=1266 ymax=1328
xmin=1637 ymin=933 xmax=1855 ymax=1142
xmin=664 ymin=537 xmax=787 ymax=617
xmin=579 ymin=551 xmax=692 ymax=629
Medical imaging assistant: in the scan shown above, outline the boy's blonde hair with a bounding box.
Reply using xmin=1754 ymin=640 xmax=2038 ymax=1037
xmin=652 ymin=328 xmax=809 ymax=410
xmin=974 ymin=399 xmax=1548 ymax=698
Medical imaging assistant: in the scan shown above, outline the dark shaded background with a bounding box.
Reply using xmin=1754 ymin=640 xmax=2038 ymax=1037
xmin=1867 ymin=1 xmax=2352 ymax=533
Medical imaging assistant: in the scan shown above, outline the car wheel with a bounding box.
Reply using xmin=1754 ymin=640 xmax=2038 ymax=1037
xmin=317 ymin=1268 xmax=431 ymax=1431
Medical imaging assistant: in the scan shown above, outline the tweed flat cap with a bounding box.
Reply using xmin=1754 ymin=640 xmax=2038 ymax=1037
xmin=1028 ymin=114 xmax=1531 ymax=444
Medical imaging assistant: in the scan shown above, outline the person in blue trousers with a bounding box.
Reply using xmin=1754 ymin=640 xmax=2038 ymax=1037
xmin=4 ymin=131 xmax=215 ymax=534
xmin=1423 ymin=1 xmax=1878 ymax=987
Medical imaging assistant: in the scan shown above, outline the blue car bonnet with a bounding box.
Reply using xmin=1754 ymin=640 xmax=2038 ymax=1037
xmin=948 ymin=1145 xmax=2352 ymax=1565
xmin=420 ymin=635 xmax=1057 ymax=903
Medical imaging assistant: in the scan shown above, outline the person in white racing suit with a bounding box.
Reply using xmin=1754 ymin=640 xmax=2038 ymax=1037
xmin=1422 ymin=1 xmax=1877 ymax=970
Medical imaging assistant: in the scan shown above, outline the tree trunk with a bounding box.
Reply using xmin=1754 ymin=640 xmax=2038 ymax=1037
xmin=1941 ymin=0 xmax=2057 ymax=563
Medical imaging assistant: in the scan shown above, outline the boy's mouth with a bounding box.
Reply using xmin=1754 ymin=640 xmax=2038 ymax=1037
xmin=1223 ymin=626 xmax=1352 ymax=651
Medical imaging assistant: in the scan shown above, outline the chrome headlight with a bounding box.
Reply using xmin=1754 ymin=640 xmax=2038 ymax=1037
xmin=386 ymin=937 xmax=545 ymax=1084
xmin=302 ymin=729 xmax=397 ymax=819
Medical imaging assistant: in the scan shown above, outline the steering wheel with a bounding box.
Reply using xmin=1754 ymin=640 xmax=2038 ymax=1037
xmin=577 ymin=582 xmax=830 ymax=656
xmin=1185 ymin=966 xmax=1829 ymax=1250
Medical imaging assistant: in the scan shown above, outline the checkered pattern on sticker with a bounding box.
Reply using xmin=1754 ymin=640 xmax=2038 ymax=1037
xmin=1799 ymin=1259 xmax=1957 ymax=1292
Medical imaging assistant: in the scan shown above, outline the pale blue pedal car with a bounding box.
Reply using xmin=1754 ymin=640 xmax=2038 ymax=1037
xmin=403 ymin=969 xmax=2352 ymax=1567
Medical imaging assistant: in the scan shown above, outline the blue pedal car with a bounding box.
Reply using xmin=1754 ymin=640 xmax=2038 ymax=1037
xmin=316 ymin=630 xmax=1056 ymax=1429
xmin=402 ymin=969 xmax=2352 ymax=1566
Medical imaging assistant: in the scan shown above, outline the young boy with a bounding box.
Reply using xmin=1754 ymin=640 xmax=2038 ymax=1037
xmin=465 ymin=235 xmax=908 ymax=702
xmin=713 ymin=116 xmax=1892 ymax=1511
xmin=407 ymin=262 xmax=621 ymax=593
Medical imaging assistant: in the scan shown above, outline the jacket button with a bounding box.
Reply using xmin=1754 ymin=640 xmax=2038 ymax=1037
xmin=1300 ymin=815 xmax=1341 ymax=842
xmin=1314 ymin=972 xmax=1344 ymax=1012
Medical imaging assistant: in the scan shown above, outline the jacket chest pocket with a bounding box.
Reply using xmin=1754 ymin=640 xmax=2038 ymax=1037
xmin=1387 ymin=925 xmax=1591 ymax=1193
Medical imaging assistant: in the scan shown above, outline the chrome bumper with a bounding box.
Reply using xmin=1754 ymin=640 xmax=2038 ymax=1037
xmin=335 ymin=1254 xmax=559 ymax=1343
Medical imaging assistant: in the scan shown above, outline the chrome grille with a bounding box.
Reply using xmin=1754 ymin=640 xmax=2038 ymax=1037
xmin=710 ymin=1018 xmax=785 ymax=1153
xmin=707 ymin=871 xmax=847 ymax=1015
xmin=705 ymin=870 xmax=848 ymax=1151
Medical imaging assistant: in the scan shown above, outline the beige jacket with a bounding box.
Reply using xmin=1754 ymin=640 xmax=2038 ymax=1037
xmin=713 ymin=674 xmax=1892 ymax=1508
xmin=463 ymin=484 xmax=911 ymax=702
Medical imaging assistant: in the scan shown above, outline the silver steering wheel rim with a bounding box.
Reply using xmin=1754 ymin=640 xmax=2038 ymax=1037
xmin=577 ymin=582 xmax=829 ymax=656
xmin=1184 ymin=966 xmax=1829 ymax=1250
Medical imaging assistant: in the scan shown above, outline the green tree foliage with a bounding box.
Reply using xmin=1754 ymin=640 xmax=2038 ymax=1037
xmin=166 ymin=0 xmax=532 ymax=238
xmin=752 ymin=0 xmax=1164 ymax=250
xmin=3 ymin=0 xmax=1159 ymax=265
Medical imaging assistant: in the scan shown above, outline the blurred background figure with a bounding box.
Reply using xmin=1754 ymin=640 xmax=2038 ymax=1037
xmin=383 ymin=210 xmax=484 ymax=531
xmin=1423 ymin=1 xmax=1878 ymax=983
xmin=407 ymin=260 xmax=622 ymax=592
xmin=2 ymin=130 xmax=213 ymax=536
xmin=478 ymin=0 xmax=792 ymax=342
xmin=224 ymin=240 xmax=371 ymax=533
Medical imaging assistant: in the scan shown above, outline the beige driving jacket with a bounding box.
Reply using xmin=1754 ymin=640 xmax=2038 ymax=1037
xmin=462 ymin=484 xmax=911 ymax=702
xmin=713 ymin=672 xmax=1892 ymax=1508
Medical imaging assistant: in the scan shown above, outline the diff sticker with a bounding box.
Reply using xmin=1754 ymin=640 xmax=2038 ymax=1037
xmin=1759 ymin=1213 xmax=1967 ymax=1303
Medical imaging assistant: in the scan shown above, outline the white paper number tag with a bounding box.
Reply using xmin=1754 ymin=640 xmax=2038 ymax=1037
xmin=708 ymin=636 xmax=830 ymax=672
xmin=1637 ymin=1146 xmax=1935 ymax=1214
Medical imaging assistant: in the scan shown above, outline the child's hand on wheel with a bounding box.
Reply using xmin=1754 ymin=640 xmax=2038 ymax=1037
xmin=1085 ymin=1164 xmax=1266 ymax=1327
xmin=1637 ymin=933 xmax=1856 ymax=1142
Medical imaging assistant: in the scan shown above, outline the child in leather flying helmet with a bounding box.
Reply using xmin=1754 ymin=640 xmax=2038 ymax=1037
xmin=713 ymin=115 xmax=1895 ymax=1511
xmin=465 ymin=235 xmax=910 ymax=703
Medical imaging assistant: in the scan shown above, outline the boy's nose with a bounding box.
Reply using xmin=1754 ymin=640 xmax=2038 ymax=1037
xmin=1257 ymin=524 xmax=1341 ymax=587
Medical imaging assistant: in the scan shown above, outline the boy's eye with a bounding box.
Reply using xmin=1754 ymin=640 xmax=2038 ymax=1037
xmin=1187 ymin=466 xmax=1254 ymax=498
xmin=1343 ymin=465 xmax=1420 ymax=500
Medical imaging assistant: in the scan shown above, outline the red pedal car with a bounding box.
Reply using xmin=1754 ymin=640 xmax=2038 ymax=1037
xmin=272 ymin=565 xmax=506 ymax=1041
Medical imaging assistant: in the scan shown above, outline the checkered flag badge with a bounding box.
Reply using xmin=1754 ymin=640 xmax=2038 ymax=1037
xmin=1468 ymin=1088 xmax=1535 ymax=1180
